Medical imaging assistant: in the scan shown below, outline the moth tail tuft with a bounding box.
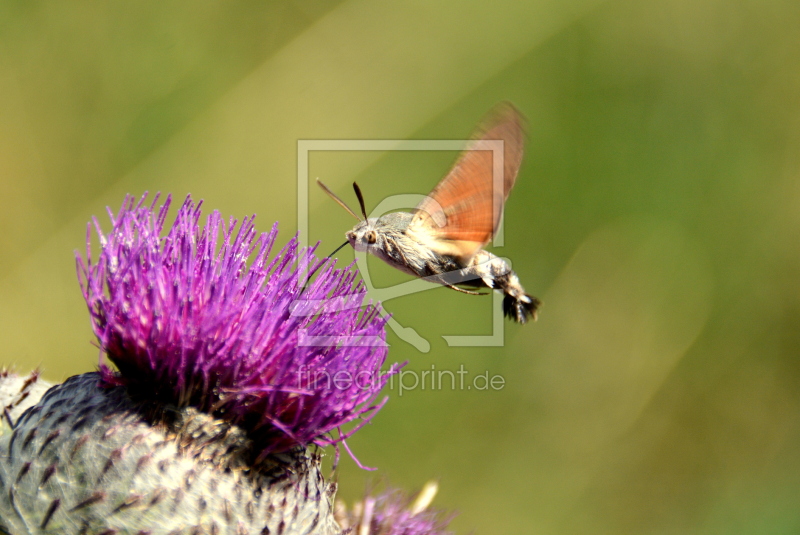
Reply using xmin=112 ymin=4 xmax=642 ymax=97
xmin=503 ymin=293 xmax=541 ymax=324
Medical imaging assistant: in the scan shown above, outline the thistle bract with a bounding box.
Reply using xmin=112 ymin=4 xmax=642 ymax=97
xmin=77 ymin=193 xmax=397 ymax=454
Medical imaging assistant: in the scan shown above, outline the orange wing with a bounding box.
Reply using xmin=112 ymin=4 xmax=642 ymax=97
xmin=408 ymin=102 xmax=525 ymax=262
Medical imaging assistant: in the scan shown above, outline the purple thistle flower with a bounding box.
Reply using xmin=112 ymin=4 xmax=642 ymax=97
xmin=335 ymin=482 xmax=456 ymax=535
xmin=76 ymin=193 xmax=399 ymax=455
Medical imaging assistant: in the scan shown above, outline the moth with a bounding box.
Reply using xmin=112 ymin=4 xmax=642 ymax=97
xmin=317 ymin=103 xmax=540 ymax=323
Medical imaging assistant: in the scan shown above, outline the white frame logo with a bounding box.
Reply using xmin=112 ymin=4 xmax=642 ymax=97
xmin=297 ymin=139 xmax=510 ymax=352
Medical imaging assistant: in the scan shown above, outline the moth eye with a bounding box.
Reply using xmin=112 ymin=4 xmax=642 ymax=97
xmin=366 ymin=231 xmax=377 ymax=244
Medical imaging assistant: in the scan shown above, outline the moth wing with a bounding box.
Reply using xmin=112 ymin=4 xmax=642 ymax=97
xmin=408 ymin=102 xmax=525 ymax=262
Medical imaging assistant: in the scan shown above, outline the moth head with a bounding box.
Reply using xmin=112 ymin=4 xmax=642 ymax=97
xmin=347 ymin=221 xmax=379 ymax=252
xmin=317 ymin=179 xmax=377 ymax=252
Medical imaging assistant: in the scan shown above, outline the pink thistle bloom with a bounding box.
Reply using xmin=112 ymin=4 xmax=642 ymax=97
xmin=76 ymin=193 xmax=399 ymax=455
xmin=336 ymin=483 xmax=455 ymax=535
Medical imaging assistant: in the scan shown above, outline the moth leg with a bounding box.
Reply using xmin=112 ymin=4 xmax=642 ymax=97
xmin=443 ymin=284 xmax=485 ymax=296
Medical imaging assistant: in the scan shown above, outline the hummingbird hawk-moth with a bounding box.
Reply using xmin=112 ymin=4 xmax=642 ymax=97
xmin=317 ymin=103 xmax=540 ymax=323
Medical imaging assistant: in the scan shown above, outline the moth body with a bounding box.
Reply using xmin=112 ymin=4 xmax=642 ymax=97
xmin=346 ymin=213 xmax=540 ymax=323
xmin=347 ymin=212 xmax=458 ymax=278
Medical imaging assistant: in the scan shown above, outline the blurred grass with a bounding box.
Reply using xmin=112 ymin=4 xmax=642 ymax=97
xmin=2 ymin=0 xmax=800 ymax=533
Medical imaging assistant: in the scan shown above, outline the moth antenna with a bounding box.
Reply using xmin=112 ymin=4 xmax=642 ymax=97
xmin=352 ymin=182 xmax=369 ymax=220
xmin=317 ymin=179 xmax=362 ymax=221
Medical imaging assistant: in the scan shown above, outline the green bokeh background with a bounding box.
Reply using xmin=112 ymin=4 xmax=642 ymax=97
xmin=1 ymin=1 xmax=799 ymax=533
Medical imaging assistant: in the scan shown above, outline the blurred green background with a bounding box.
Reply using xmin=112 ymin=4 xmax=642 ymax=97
xmin=1 ymin=0 xmax=799 ymax=533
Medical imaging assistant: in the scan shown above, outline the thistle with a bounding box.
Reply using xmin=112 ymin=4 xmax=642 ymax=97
xmin=335 ymin=482 xmax=455 ymax=535
xmin=77 ymin=193 xmax=395 ymax=454
xmin=0 ymin=194 xmax=453 ymax=534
